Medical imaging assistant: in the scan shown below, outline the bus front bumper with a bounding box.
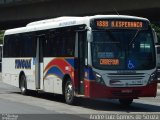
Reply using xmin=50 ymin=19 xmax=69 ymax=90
xmin=84 ymin=80 xmax=157 ymax=99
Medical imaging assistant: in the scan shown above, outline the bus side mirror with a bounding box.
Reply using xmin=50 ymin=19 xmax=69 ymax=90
xmin=85 ymin=58 xmax=88 ymax=66
xmin=153 ymin=29 xmax=158 ymax=44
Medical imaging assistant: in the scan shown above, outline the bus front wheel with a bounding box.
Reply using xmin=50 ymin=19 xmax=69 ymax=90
xmin=64 ymin=80 xmax=75 ymax=105
xmin=19 ymin=74 xmax=28 ymax=95
xmin=119 ymin=99 xmax=133 ymax=106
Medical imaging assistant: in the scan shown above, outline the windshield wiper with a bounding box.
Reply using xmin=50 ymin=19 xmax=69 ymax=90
xmin=129 ymin=29 xmax=140 ymax=46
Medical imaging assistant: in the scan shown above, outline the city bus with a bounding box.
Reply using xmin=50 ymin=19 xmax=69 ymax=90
xmin=2 ymin=15 xmax=158 ymax=106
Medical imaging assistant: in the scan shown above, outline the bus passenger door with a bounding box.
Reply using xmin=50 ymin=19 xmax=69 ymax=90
xmin=35 ymin=35 xmax=45 ymax=90
xmin=77 ymin=31 xmax=87 ymax=94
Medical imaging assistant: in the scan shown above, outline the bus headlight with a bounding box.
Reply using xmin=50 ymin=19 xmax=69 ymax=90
xmin=148 ymin=71 xmax=157 ymax=84
xmin=94 ymin=72 xmax=105 ymax=85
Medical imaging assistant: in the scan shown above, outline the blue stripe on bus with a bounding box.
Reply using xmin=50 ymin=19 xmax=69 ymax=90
xmin=45 ymin=66 xmax=64 ymax=79
xmin=65 ymin=58 xmax=75 ymax=68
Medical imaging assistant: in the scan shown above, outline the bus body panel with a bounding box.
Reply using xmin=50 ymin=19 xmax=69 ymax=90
xmin=43 ymin=58 xmax=63 ymax=94
xmin=156 ymin=45 xmax=160 ymax=82
xmin=84 ymin=80 xmax=157 ymax=98
xmin=43 ymin=57 xmax=77 ymax=94
xmin=2 ymin=58 xmax=36 ymax=90
xmin=83 ymin=67 xmax=157 ymax=98
xmin=92 ymin=68 xmax=156 ymax=88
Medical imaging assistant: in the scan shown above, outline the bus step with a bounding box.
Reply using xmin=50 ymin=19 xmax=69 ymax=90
xmin=75 ymin=94 xmax=85 ymax=97
xmin=37 ymin=90 xmax=44 ymax=93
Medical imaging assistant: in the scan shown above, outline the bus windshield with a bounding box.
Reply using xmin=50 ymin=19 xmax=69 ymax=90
xmin=91 ymin=29 xmax=156 ymax=70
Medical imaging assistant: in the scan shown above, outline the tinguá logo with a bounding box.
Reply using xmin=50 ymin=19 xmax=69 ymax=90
xmin=15 ymin=59 xmax=31 ymax=69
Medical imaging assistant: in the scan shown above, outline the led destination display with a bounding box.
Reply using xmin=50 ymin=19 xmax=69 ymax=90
xmin=94 ymin=19 xmax=148 ymax=29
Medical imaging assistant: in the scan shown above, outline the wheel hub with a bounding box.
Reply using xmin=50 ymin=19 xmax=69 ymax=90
xmin=66 ymin=84 xmax=73 ymax=100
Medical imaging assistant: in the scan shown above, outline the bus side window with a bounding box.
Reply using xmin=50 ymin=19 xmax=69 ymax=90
xmin=43 ymin=31 xmax=56 ymax=57
xmin=65 ymin=31 xmax=76 ymax=57
xmin=44 ymin=29 xmax=76 ymax=57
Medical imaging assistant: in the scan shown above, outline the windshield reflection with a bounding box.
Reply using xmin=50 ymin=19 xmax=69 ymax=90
xmin=91 ymin=30 xmax=155 ymax=70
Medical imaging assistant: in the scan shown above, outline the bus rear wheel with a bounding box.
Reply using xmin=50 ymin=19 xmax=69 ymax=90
xmin=119 ymin=99 xmax=133 ymax=106
xmin=20 ymin=74 xmax=28 ymax=95
xmin=64 ymin=80 xmax=75 ymax=105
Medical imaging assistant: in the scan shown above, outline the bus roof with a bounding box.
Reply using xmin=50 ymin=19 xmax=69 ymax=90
xmin=4 ymin=15 xmax=149 ymax=35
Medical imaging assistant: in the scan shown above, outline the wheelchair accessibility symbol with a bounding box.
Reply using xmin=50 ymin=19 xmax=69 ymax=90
xmin=128 ymin=60 xmax=135 ymax=69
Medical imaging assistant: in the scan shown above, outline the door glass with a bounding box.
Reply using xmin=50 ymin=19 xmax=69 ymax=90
xmin=78 ymin=31 xmax=86 ymax=94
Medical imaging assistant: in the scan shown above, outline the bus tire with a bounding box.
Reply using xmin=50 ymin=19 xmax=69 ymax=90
xmin=64 ymin=79 xmax=75 ymax=105
xmin=119 ymin=99 xmax=133 ymax=106
xmin=19 ymin=74 xmax=28 ymax=95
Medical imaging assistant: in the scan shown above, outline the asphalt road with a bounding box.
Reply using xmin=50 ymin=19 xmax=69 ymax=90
xmin=0 ymin=80 xmax=160 ymax=120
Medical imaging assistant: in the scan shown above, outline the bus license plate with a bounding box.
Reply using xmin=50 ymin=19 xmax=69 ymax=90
xmin=121 ymin=89 xmax=132 ymax=93
xmin=132 ymin=80 xmax=143 ymax=85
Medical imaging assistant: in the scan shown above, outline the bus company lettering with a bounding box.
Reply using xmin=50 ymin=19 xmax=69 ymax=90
xmin=59 ymin=21 xmax=76 ymax=27
xmin=15 ymin=59 xmax=31 ymax=69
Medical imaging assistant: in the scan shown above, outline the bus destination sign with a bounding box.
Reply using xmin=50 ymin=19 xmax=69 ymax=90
xmin=100 ymin=59 xmax=120 ymax=65
xmin=94 ymin=19 xmax=148 ymax=29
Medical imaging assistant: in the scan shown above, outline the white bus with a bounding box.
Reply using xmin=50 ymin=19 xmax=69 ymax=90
xmin=2 ymin=15 xmax=158 ymax=105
